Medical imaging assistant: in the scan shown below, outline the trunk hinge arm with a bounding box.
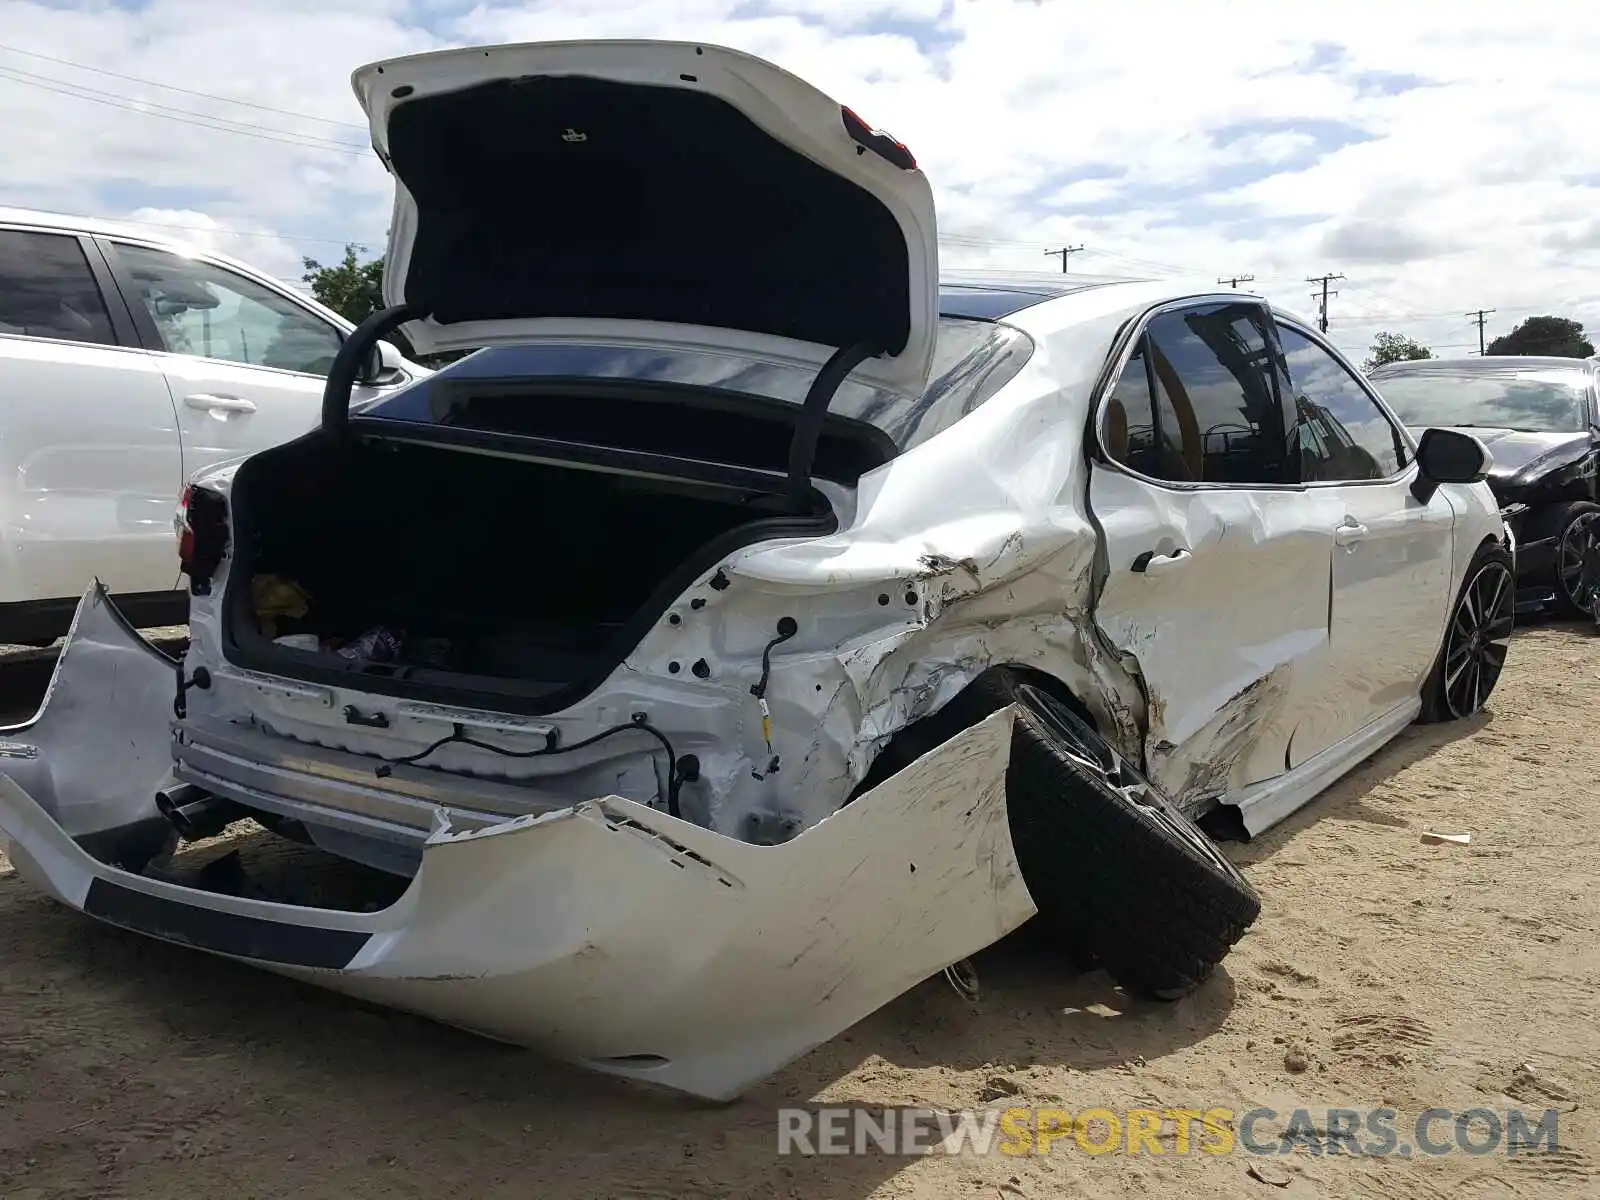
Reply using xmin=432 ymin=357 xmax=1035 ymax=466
xmin=321 ymin=302 xmax=431 ymax=435
xmin=786 ymin=340 xmax=881 ymax=509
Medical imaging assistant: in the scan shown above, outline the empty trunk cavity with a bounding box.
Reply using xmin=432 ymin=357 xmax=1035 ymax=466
xmin=222 ymin=431 xmax=836 ymax=713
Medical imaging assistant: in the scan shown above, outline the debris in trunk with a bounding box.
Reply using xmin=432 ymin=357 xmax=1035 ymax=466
xmin=251 ymin=574 xmax=311 ymax=638
xmin=337 ymin=628 xmax=402 ymax=664
xmin=273 ymin=634 xmax=320 ymax=651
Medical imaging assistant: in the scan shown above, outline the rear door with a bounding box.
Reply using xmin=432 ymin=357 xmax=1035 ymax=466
xmin=0 ymin=226 xmax=184 ymax=604
xmin=1277 ymin=319 xmax=1454 ymax=756
xmin=1089 ymin=298 xmax=1343 ymax=809
xmin=99 ymin=238 xmax=406 ymax=497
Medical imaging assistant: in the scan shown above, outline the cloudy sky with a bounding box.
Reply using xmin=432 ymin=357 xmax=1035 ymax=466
xmin=2 ymin=0 xmax=1596 ymax=361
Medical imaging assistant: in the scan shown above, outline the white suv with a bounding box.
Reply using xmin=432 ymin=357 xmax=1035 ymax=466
xmin=0 ymin=208 xmax=426 ymax=644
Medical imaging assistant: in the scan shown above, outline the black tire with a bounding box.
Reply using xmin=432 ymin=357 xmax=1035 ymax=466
xmin=1552 ymin=501 xmax=1600 ymax=617
xmin=857 ymin=667 xmax=1261 ymax=999
xmin=1419 ymin=543 xmax=1515 ymax=723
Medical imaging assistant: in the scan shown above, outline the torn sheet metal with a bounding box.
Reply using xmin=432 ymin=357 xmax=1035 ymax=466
xmin=0 ymin=586 xmax=1035 ymax=1101
xmin=1086 ymin=471 xmax=1346 ymax=809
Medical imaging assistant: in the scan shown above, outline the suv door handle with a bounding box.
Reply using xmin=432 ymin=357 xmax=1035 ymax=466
xmin=1131 ymin=547 xmax=1192 ymax=574
xmin=1334 ymin=521 xmax=1369 ymax=547
xmin=184 ymin=393 xmax=257 ymax=414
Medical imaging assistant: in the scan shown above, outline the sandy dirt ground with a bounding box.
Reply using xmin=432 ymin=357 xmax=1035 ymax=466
xmin=0 ymin=622 xmax=1594 ymax=1199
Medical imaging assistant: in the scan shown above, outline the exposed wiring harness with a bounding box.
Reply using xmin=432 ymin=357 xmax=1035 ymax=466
xmin=749 ymin=616 xmax=799 ymax=779
xmin=372 ymin=713 xmax=694 ymax=819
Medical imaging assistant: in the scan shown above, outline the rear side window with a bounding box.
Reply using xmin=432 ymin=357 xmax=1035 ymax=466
xmin=0 ymin=229 xmax=117 ymax=347
xmin=1103 ymin=303 xmax=1289 ymax=485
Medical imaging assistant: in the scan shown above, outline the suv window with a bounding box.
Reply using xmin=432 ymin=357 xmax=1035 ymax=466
xmin=0 ymin=229 xmax=117 ymax=346
xmin=1276 ymin=323 xmax=1405 ymax=481
xmin=1103 ymin=303 xmax=1289 ymax=485
xmin=113 ymin=242 xmax=343 ymax=375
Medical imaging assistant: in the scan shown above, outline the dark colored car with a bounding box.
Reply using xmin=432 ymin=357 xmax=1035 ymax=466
xmin=1368 ymin=355 xmax=1600 ymax=615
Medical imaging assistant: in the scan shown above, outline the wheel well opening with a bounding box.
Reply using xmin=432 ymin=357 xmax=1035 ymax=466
xmin=847 ymin=664 xmax=1097 ymax=803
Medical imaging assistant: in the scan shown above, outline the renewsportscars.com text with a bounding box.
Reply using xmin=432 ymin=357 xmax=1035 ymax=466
xmin=776 ymin=1105 xmax=1564 ymax=1158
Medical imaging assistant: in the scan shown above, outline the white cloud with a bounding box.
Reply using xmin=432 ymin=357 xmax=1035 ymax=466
xmin=0 ymin=0 xmax=1597 ymax=359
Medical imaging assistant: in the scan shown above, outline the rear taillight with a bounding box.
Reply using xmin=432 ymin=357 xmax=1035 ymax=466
xmin=177 ymin=484 xmax=229 ymax=594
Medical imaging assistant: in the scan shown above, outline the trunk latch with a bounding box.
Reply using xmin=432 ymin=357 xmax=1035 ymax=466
xmin=343 ymin=705 xmax=391 ymax=729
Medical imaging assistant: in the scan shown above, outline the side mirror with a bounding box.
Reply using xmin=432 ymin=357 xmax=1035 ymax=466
xmin=357 ymin=338 xmax=405 ymax=386
xmin=1410 ymin=427 xmax=1491 ymax=503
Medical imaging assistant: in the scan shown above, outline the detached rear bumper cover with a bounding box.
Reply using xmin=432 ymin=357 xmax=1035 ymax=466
xmin=0 ymin=584 xmax=1034 ymax=1101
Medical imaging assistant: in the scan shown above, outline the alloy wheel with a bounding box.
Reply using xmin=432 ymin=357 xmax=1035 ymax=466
xmin=1017 ymin=684 xmax=1235 ymax=874
xmin=1556 ymin=511 xmax=1600 ymax=611
xmin=1442 ymin=560 xmax=1515 ymax=719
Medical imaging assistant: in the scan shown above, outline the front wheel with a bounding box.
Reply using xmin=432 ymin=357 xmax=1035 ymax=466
xmin=1553 ymin=501 xmax=1600 ymax=617
xmin=1419 ymin=544 xmax=1515 ymax=723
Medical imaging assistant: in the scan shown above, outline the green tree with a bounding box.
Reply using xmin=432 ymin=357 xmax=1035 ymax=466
xmin=1485 ymin=315 xmax=1595 ymax=358
xmin=1363 ymin=330 xmax=1434 ymax=372
xmin=301 ymin=244 xmax=385 ymax=325
xmin=301 ymin=246 xmax=471 ymax=365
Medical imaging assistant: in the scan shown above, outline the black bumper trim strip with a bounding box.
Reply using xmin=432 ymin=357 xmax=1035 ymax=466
xmin=83 ymin=878 xmax=370 ymax=969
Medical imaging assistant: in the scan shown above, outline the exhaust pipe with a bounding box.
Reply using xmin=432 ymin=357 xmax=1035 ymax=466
xmin=155 ymin=783 xmax=244 ymax=842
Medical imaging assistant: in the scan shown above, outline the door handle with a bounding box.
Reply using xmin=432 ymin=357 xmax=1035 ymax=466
xmin=1334 ymin=521 xmax=1369 ymax=547
xmin=184 ymin=393 xmax=257 ymax=414
xmin=1131 ymin=547 xmax=1191 ymax=574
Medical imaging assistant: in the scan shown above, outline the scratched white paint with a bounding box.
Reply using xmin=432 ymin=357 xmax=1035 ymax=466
xmin=0 ymin=593 xmax=1032 ymax=1101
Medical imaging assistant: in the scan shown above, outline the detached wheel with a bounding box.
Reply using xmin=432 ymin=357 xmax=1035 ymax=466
xmin=1553 ymin=501 xmax=1600 ymax=617
xmin=858 ymin=668 xmax=1261 ymax=999
xmin=1004 ymin=684 xmax=1260 ymax=999
xmin=1420 ymin=544 xmax=1515 ymax=723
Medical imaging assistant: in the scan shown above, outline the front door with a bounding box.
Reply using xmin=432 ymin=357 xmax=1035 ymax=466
xmin=1276 ymin=320 xmax=1455 ymax=760
xmin=99 ymin=239 xmax=399 ymax=511
xmin=1089 ymin=299 xmax=1342 ymax=810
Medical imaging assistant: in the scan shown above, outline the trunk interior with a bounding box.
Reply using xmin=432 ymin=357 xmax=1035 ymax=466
xmin=222 ymin=429 xmax=840 ymax=713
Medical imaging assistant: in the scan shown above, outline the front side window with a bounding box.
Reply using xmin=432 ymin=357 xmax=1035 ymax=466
xmin=1276 ymin=324 xmax=1406 ymax=482
xmin=0 ymin=229 xmax=117 ymax=346
xmin=1103 ymin=302 xmax=1289 ymax=485
xmin=113 ymin=242 xmax=343 ymax=376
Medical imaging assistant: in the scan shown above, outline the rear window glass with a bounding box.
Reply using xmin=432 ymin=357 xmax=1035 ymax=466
xmin=363 ymin=316 xmax=1035 ymax=454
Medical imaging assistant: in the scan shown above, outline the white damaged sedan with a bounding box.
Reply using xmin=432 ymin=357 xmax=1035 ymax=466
xmin=0 ymin=40 xmax=1513 ymax=1101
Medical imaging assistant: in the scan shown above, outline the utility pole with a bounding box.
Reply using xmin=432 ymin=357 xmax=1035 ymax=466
xmin=1466 ymin=308 xmax=1496 ymax=355
xmin=1044 ymin=244 xmax=1085 ymax=273
xmin=1218 ymin=273 xmax=1256 ymax=289
xmin=1305 ymin=272 xmax=1345 ymax=333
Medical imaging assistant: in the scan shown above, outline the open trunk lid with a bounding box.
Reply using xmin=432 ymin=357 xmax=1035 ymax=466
xmin=352 ymin=40 xmax=939 ymax=396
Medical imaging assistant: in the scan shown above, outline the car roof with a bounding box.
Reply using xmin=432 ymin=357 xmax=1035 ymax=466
xmin=1370 ymin=354 xmax=1598 ymax=377
xmin=0 ymin=204 xmax=195 ymax=243
xmin=0 ymin=204 xmax=297 ymax=285
xmin=0 ymin=203 xmax=359 ymax=333
xmin=938 ymin=270 xmax=1149 ymax=319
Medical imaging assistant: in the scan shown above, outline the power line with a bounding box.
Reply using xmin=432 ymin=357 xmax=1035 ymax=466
xmin=1218 ymin=273 xmax=1255 ymax=288
xmin=1466 ymin=308 xmax=1496 ymax=355
xmin=1044 ymin=244 xmax=1086 ymax=273
xmin=0 ymin=42 xmax=365 ymax=129
xmin=0 ymin=63 xmax=368 ymax=155
xmin=1306 ymin=272 xmax=1345 ymax=333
